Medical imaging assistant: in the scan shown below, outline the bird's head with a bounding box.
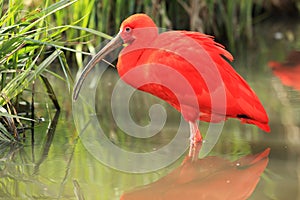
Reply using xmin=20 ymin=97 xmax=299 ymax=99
xmin=73 ymin=13 xmax=158 ymax=100
xmin=119 ymin=13 xmax=158 ymax=45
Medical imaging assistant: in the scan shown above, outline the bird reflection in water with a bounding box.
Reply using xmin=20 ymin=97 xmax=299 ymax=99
xmin=268 ymin=51 xmax=300 ymax=91
xmin=120 ymin=144 xmax=270 ymax=200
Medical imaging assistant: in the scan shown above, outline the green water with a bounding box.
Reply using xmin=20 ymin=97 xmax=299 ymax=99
xmin=0 ymin=19 xmax=300 ymax=199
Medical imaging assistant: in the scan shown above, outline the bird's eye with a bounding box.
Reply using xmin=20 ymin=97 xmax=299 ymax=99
xmin=125 ymin=27 xmax=131 ymax=33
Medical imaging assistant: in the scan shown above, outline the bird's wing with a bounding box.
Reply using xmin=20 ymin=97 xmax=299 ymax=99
xmin=127 ymin=31 xmax=269 ymax=130
xmin=136 ymin=31 xmax=218 ymax=103
xmin=181 ymin=31 xmax=269 ymax=130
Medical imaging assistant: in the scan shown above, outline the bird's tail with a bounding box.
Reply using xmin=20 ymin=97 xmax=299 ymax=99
xmin=241 ymin=118 xmax=270 ymax=132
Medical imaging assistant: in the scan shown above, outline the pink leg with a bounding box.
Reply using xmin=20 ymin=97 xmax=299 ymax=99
xmin=189 ymin=121 xmax=202 ymax=143
xmin=188 ymin=121 xmax=203 ymax=160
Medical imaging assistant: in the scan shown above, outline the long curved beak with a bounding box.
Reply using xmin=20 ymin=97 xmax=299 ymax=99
xmin=73 ymin=34 xmax=123 ymax=100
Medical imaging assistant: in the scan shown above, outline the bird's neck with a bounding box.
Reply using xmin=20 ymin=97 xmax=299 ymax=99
xmin=117 ymin=28 xmax=158 ymax=77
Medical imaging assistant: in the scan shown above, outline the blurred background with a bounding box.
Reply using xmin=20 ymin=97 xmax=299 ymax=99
xmin=0 ymin=0 xmax=300 ymax=199
xmin=6 ymin=0 xmax=300 ymax=67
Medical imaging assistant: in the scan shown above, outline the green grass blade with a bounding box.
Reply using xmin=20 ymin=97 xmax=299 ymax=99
xmin=0 ymin=49 xmax=62 ymax=105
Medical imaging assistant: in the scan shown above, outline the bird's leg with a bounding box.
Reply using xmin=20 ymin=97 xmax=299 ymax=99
xmin=188 ymin=121 xmax=202 ymax=160
xmin=189 ymin=121 xmax=202 ymax=144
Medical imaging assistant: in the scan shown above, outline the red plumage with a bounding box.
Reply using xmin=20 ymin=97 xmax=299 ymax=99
xmin=73 ymin=13 xmax=270 ymax=147
xmin=117 ymin=14 xmax=270 ymax=132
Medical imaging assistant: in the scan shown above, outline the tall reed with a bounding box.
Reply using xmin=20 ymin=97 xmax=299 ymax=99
xmin=0 ymin=0 xmax=79 ymax=141
xmin=38 ymin=0 xmax=299 ymax=54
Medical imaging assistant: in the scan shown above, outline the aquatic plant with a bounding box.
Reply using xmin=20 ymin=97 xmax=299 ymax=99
xmin=0 ymin=0 xmax=75 ymax=141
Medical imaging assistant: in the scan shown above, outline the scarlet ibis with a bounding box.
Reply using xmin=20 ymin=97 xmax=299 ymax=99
xmin=120 ymin=147 xmax=270 ymax=200
xmin=73 ymin=13 xmax=270 ymax=147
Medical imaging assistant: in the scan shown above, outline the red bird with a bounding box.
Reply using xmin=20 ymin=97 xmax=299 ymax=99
xmin=73 ymin=14 xmax=270 ymax=147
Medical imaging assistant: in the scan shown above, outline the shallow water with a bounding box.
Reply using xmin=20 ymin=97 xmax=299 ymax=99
xmin=0 ymin=19 xmax=300 ymax=199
